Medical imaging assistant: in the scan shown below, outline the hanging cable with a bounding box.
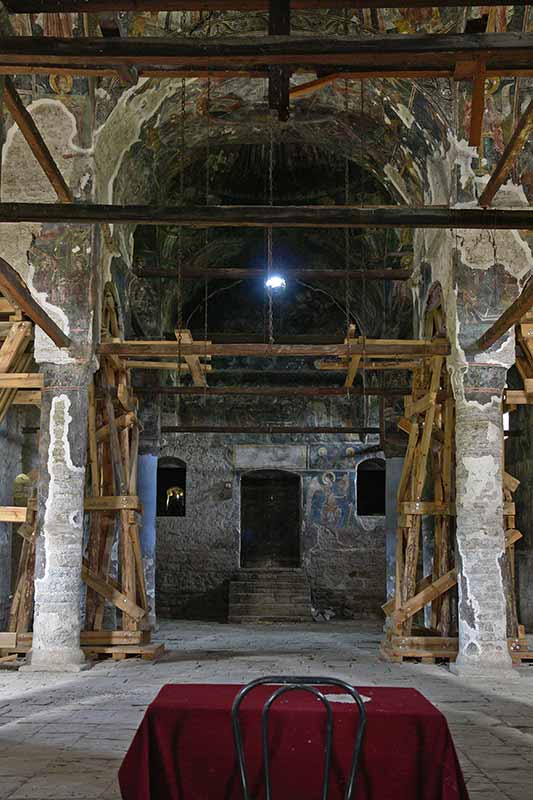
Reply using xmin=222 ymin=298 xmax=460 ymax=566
xmin=176 ymin=77 xmax=186 ymax=396
xmin=267 ymin=105 xmax=275 ymax=347
xmin=203 ymin=74 xmax=211 ymax=401
xmin=344 ymin=8 xmax=352 ymax=400
xmin=360 ymin=77 xmax=368 ymax=431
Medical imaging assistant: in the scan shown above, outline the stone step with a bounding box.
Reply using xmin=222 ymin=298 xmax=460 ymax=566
xmin=232 ymin=578 xmax=309 ymax=589
xmin=228 ymin=567 xmax=312 ymax=623
xmin=229 ymin=617 xmax=311 ymax=624
xmin=229 ymin=604 xmax=311 ymax=617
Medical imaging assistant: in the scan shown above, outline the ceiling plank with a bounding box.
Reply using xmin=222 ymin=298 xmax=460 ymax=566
xmin=4 ymin=1 xmax=529 ymax=11
xmin=0 ymin=203 xmax=531 ymax=230
xmin=100 ymin=338 xmax=450 ymax=358
xmin=3 ymin=77 xmax=72 ymax=203
xmin=479 ymin=98 xmax=533 ymax=207
xmin=0 ymin=33 xmax=532 ymax=79
xmin=135 ymin=268 xmax=411 ymax=281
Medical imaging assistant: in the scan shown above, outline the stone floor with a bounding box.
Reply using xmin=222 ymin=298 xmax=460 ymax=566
xmin=0 ymin=619 xmax=532 ymax=799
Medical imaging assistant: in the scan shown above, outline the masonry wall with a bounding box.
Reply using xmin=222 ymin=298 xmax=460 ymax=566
xmin=156 ymin=401 xmax=386 ymax=620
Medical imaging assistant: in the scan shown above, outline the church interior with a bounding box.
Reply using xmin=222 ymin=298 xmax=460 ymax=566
xmin=0 ymin=1 xmax=532 ymax=798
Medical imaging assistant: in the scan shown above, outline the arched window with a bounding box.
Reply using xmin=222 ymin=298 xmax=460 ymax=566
xmin=157 ymin=457 xmax=186 ymax=517
xmin=357 ymin=458 xmax=386 ymax=516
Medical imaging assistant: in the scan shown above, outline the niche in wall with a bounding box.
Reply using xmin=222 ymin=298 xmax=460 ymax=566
xmin=157 ymin=457 xmax=186 ymax=517
xmin=357 ymin=458 xmax=385 ymax=516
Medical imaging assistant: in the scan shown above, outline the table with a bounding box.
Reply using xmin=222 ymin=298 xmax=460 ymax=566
xmin=119 ymin=683 xmax=469 ymax=800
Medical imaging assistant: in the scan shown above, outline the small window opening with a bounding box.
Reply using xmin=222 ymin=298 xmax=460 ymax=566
xmin=357 ymin=458 xmax=386 ymax=516
xmin=157 ymin=458 xmax=186 ymax=517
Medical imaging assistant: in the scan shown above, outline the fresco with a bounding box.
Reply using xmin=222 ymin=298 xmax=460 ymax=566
xmin=305 ymin=471 xmax=356 ymax=530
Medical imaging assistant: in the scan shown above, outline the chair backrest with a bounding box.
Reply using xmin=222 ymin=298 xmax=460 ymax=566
xmin=231 ymin=676 xmax=367 ymax=800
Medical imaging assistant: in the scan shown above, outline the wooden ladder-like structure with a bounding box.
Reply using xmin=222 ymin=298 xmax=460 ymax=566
xmin=0 ymin=282 xmax=163 ymax=662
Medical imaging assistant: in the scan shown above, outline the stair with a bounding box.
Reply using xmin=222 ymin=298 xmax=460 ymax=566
xmin=228 ymin=568 xmax=312 ymax=623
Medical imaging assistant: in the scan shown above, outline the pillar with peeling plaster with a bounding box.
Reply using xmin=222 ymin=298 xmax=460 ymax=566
xmin=26 ymin=363 xmax=92 ymax=672
xmin=451 ymin=365 xmax=513 ymax=677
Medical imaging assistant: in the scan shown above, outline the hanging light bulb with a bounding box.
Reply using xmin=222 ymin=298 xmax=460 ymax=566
xmin=265 ymin=274 xmax=286 ymax=290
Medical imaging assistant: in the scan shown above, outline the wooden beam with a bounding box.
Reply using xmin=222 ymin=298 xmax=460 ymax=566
xmin=0 ymin=257 xmax=71 ymax=348
xmin=0 ymin=321 xmax=31 ymax=373
xmin=0 ymin=33 xmax=532 ymax=78
xmin=81 ymin=565 xmax=146 ymax=622
xmin=136 ymin=268 xmax=412 ymax=281
xmin=0 ymin=373 xmax=42 ymax=389
xmin=3 ymin=77 xmax=72 ymax=204
xmin=175 ymin=329 xmax=208 ymax=387
xmin=391 ymin=568 xmax=458 ymax=626
xmin=144 ymin=385 xmax=411 ymax=397
xmin=12 ymin=389 xmax=40 ymax=406
xmin=466 ymin=278 xmax=533 ymax=352
xmin=5 ymin=0 xmax=529 ymax=10
xmin=0 ymin=506 xmax=27 ymax=523
xmin=99 ymin=338 xmax=450 ymax=358
xmin=479 ymin=98 xmax=533 ymax=207
xmin=468 ymin=60 xmax=486 ymax=148
xmin=161 ymin=425 xmax=380 ymax=434
xmin=0 ymin=203 xmax=531 ymax=230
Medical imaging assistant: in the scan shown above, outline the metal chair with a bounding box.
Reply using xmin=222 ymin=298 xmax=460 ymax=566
xmin=231 ymin=676 xmax=367 ymax=800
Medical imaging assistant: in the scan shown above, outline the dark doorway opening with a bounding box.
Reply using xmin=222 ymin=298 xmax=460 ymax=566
xmin=357 ymin=458 xmax=386 ymax=516
xmin=157 ymin=457 xmax=186 ymax=517
xmin=240 ymin=470 xmax=300 ymax=568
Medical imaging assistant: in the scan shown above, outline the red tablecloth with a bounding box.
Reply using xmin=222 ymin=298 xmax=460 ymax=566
xmin=119 ymin=683 xmax=469 ymax=800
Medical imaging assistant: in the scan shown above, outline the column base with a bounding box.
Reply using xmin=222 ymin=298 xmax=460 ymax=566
xmin=21 ymin=647 xmax=91 ymax=673
xmin=450 ymin=651 xmax=517 ymax=680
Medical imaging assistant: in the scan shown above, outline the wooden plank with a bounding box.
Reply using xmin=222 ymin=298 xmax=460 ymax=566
xmin=0 ymin=633 xmax=16 ymax=648
xmin=141 ymin=386 xmax=411 ymax=397
xmin=123 ymin=361 xmax=211 ymax=371
xmin=467 ymin=278 xmax=533 ymax=353
xmin=3 ymin=77 xmax=72 ymax=204
xmin=344 ymin=354 xmax=361 ymax=389
xmin=399 ymin=501 xmax=451 ymax=516
xmin=4 ymin=1 xmax=530 ymax=11
xmin=161 ymin=425 xmax=379 ymax=434
xmin=95 ymin=411 xmax=138 ymax=442
xmin=480 ymin=98 xmax=533 ymax=207
xmin=84 ymin=496 xmax=141 ymax=512
xmin=12 ymin=390 xmax=41 ymax=406
xmin=175 ymin=329 xmax=208 ymax=387
xmin=407 ymin=391 xmax=437 ymax=418
xmin=0 ymin=258 xmax=70 ymax=348
xmin=0 ymin=506 xmax=27 ymax=523
xmin=393 ymin=568 xmax=458 ymax=626
xmin=140 ymin=267 xmax=412 ymax=281
xmin=0 ymin=203 xmax=532 ymax=230
xmin=0 ymin=32 xmax=532 ymax=76
xmin=468 ymin=60 xmax=486 ymax=147
xmin=81 ymin=565 xmax=146 ymax=622
xmin=0 ymin=373 xmax=42 ymax=389
xmin=0 ymin=321 xmax=31 ymax=373
xmin=100 ymin=338 xmax=450 ymax=358
xmin=382 ymin=574 xmax=433 ymax=617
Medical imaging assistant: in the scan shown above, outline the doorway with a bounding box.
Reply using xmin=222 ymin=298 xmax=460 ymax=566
xmin=240 ymin=470 xmax=301 ymax=568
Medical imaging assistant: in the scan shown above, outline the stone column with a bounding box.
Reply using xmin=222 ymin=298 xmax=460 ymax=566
xmin=451 ymin=365 xmax=513 ymax=677
xmin=26 ymin=363 xmax=93 ymax=671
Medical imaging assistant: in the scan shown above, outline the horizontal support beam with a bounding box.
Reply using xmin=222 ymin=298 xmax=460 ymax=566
xmin=161 ymin=425 xmax=380 ymax=434
xmin=5 ymin=1 xmax=529 ymax=11
xmin=100 ymin=338 xmax=449 ymax=358
xmin=136 ymin=267 xmax=411 ymax=281
xmin=0 ymin=373 xmax=42 ymax=389
xmin=0 ymin=204 xmax=531 ymax=230
xmin=0 ymin=33 xmax=532 ymax=79
xmin=0 ymin=256 xmax=71 ymax=348
xmin=466 ymin=278 xmax=533 ymax=352
xmin=139 ymin=385 xmax=410 ymax=397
